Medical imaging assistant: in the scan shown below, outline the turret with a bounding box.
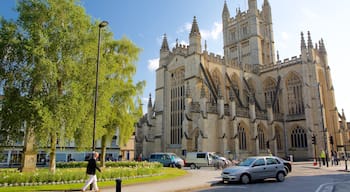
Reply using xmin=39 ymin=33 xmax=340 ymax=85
xmin=300 ymin=32 xmax=307 ymax=62
xmin=307 ymin=31 xmax=314 ymax=61
xmin=159 ymin=34 xmax=170 ymax=67
xmin=189 ymin=16 xmax=202 ymax=54
xmin=248 ymin=0 xmax=257 ymax=12
xmin=147 ymin=93 xmax=153 ymax=123
xmin=222 ymin=1 xmax=230 ymax=26
xmin=160 ymin=33 xmax=169 ymax=54
xmin=262 ymin=0 xmax=272 ymax=22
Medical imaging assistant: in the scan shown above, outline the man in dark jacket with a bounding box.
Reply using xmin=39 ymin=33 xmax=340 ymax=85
xmin=82 ymin=151 xmax=101 ymax=191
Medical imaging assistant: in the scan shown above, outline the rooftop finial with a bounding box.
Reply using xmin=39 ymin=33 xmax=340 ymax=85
xmin=301 ymin=32 xmax=306 ymax=50
xmin=307 ymin=31 xmax=313 ymax=49
xmin=161 ymin=33 xmax=169 ymax=51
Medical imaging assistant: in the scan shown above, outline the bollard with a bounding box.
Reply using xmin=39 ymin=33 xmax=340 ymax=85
xmin=116 ymin=178 xmax=122 ymax=192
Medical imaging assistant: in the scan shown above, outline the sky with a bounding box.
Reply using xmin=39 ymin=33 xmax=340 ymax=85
xmin=1 ymin=0 xmax=350 ymax=118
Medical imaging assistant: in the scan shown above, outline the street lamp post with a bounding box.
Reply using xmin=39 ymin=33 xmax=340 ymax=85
xmin=92 ymin=21 xmax=109 ymax=152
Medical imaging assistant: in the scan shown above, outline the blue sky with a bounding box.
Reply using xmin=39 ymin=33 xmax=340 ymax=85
xmin=1 ymin=0 xmax=350 ymax=118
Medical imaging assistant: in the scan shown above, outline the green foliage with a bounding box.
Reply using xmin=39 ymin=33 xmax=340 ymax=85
xmin=0 ymin=162 xmax=162 ymax=186
xmin=0 ymin=0 xmax=145 ymax=171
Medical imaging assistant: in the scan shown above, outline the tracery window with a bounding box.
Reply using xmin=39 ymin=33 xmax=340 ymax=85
xmin=286 ymin=73 xmax=304 ymax=115
xmin=264 ymin=78 xmax=280 ymax=113
xmin=291 ymin=126 xmax=308 ymax=148
xmin=238 ymin=124 xmax=247 ymax=150
xmin=170 ymin=69 xmax=185 ymax=145
xmin=258 ymin=125 xmax=266 ymax=150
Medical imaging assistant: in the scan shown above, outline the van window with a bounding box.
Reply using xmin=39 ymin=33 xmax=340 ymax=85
xmin=196 ymin=153 xmax=206 ymax=158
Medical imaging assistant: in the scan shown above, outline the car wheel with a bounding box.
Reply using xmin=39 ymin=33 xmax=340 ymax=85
xmin=240 ymin=174 xmax=250 ymax=184
xmin=190 ymin=163 xmax=196 ymax=169
xmin=276 ymin=171 xmax=285 ymax=182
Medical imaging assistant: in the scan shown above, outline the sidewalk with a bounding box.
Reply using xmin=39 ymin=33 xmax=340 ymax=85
xmin=99 ymin=161 xmax=350 ymax=192
xmin=100 ymin=168 xmax=222 ymax=192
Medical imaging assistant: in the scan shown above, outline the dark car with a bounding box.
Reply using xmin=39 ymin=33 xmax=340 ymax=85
xmin=277 ymin=157 xmax=292 ymax=174
xmin=149 ymin=153 xmax=184 ymax=169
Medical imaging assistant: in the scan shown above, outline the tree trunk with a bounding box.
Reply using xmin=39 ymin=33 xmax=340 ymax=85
xmin=49 ymin=133 xmax=57 ymax=173
xmin=100 ymin=135 xmax=107 ymax=167
xmin=21 ymin=126 xmax=37 ymax=172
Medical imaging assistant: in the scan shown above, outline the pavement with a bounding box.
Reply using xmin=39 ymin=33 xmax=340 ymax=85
xmin=100 ymin=168 xmax=221 ymax=192
xmin=98 ymin=161 xmax=350 ymax=192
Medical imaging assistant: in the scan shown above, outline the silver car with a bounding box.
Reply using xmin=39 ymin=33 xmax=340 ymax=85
xmin=221 ymin=156 xmax=287 ymax=184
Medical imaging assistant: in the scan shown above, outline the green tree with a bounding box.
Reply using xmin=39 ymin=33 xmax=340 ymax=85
xmin=0 ymin=0 xmax=145 ymax=171
xmin=96 ymin=37 xmax=145 ymax=166
xmin=1 ymin=0 xmax=98 ymax=172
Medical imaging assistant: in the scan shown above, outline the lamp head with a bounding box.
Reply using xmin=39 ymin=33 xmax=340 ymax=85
xmin=99 ymin=21 xmax=109 ymax=28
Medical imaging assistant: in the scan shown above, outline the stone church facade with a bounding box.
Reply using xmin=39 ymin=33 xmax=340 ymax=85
xmin=136 ymin=0 xmax=350 ymax=161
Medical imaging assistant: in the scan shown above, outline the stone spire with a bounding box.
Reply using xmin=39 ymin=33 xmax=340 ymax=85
xmin=248 ymin=0 xmax=257 ymax=11
xmin=147 ymin=93 xmax=152 ymax=108
xmin=307 ymin=31 xmax=313 ymax=49
xmin=301 ymin=32 xmax=306 ymax=50
xmin=189 ymin=16 xmax=202 ymax=54
xmin=160 ymin=33 xmax=169 ymax=51
xmin=222 ymin=0 xmax=230 ymax=21
xmin=190 ymin=16 xmax=200 ymax=37
xmin=319 ymin=38 xmax=327 ymax=53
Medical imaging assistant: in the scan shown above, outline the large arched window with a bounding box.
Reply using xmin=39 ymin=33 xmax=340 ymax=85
xmin=291 ymin=126 xmax=308 ymax=148
xmin=286 ymin=73 xmax=304 ymax=115
xmin=258 ymin=125 xmax=266 ymax=150
xmin=238 ymin=124 xmax=247 ymax=150
xmin=264 ymin=77 xmax=280 ymax=113
xmin=170 ymin=68 xmax=185 ymax=145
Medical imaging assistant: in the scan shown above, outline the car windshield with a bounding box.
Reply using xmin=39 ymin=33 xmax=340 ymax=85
xmin=238 ymin=157 xmax=256 ymax=166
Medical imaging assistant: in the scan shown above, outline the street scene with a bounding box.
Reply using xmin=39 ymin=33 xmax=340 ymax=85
xmin=103 ymin=162 xmax=350 ymax=192
xmin=1 ymin=1 xmax=350 ymax=192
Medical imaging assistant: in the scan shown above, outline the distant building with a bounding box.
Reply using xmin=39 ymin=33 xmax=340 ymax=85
xmin=0 ymin=100 xmax=122 ymax=167
xmin=136 ymin=0 xmax=350 ymax=161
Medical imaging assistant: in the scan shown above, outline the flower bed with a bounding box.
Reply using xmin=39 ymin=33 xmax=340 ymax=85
xmin=0 ymin=161 xmax=162 ymax=187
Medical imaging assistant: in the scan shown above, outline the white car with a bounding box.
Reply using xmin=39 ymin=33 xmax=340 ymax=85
xmin=221 ymin=156 xmax=287 ymax=184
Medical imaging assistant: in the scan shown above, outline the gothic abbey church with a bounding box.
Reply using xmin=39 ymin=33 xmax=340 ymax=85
xmin=136 ymin=0 xmax=350 ymax=161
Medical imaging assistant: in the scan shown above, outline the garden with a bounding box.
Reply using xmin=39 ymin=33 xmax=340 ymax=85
xmin=0 ymin=161 xmax=186 ymax=192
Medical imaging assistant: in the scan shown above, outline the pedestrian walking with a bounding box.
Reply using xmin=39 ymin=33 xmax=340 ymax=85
xmin=82 ymin=151 xmax=101 ymax=192
xmin=320 ymin=149 xmax=326 ymax=166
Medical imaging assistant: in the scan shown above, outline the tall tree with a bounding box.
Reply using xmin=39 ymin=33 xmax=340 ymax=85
xmin=96 ymin=37 xmax=145 ymax=166
xmin=1 ymin=0 xmax=99 ymax=172
xmin=0 ymin=0 xmax=145 ymax=171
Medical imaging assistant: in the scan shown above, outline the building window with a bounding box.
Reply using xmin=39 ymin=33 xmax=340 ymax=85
xmin=238 ymin=124 xmax=247 ymax=150
xmin=264 ymin=78 xmax=280 ymax=113
xmin=258 ymin=125 xmax=265 ymax=150
xmin=286 ymin=73 xmax=304 ymax=115
xmin=170 ymin=68 xmax=185 ymax=145
xmin=291 ymin=126 xmax=308 ymax=148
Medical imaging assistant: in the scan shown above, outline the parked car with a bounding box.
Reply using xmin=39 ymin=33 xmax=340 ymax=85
xmin=277 ymin=157 xmax=292 ymax=174
xmin=185 ymin=152 xmax=216 ymax=169
xmin=221 ymin=156 xmax=287 ymax=184
xmin=212 ymin=155 xmax=232 ymax=169
xmin=149 ymin=153 xmax=184 ymax=169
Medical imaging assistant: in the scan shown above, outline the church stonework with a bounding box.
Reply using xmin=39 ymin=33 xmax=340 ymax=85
xmin=136 ymin=0 xmax=349 ymax=161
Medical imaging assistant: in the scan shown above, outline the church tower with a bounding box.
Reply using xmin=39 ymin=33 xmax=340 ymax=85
xmin=223 ymin=0 xmax=275 ymax=66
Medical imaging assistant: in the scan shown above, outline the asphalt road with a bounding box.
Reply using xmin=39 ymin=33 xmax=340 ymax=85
xmin=101 ymin=162 xmax=350 ymax=192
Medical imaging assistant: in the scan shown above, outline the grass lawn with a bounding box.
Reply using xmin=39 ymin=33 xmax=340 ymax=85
xmin=0 ymin=168 xmax=187 ymax=192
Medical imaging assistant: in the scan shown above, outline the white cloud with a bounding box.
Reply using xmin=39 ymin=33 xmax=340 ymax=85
xmin=176 ymin=22 xmax=192 ymax=34
xmin=201 ymin=22 xmax=222 ymax=40
xmin=147 ymin=58 xmax=159 ymax=71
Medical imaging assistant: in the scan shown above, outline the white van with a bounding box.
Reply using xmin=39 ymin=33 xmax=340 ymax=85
xmin=185 ymin=152 xmax=216 ymax=169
